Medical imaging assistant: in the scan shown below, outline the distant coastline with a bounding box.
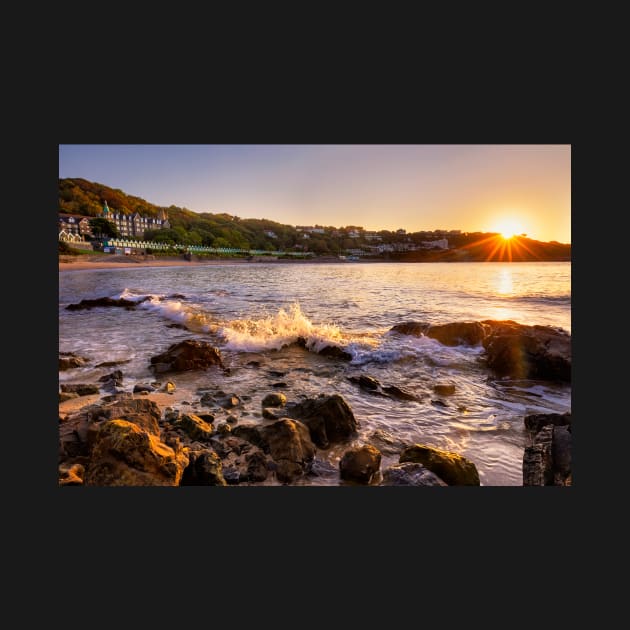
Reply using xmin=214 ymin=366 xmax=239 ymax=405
xmin=59 ymin=253 xmax=571 ymax=272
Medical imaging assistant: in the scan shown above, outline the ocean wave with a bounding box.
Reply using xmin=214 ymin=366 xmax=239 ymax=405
xmin=218 ymin=303 xmax=350 ymax=352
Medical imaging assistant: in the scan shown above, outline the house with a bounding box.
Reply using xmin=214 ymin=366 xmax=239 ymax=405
xmin=58 ymin=213 xmax=93 ymax=240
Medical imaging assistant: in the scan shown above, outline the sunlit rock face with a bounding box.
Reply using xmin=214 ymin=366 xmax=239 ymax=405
xmin=84 ymin=419 xmax=189 ymax=486
xmin=399 ymin=444 xmax=480 ymax=486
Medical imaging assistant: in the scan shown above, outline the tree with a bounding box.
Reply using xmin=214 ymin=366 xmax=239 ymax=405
xmin=89 ymin=217 xmax=119 ymax=239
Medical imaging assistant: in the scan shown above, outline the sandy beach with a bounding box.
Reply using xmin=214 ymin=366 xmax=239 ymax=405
xmin=58 ymin=254 xmax=338 ymax=272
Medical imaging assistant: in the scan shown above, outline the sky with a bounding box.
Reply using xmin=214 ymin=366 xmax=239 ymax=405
xmin=58 ymin=144 xmax=571 ymax=243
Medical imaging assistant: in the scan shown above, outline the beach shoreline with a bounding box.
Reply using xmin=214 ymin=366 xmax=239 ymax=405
xmin=58 ymin=254 xmax=351 ymax=272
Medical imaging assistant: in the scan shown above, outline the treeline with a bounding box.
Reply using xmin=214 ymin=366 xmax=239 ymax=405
xmin=59 ymin=178 xmax=571 ymax=260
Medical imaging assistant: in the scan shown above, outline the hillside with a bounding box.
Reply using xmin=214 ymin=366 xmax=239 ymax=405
xmin=58 ymin=178 xmax=571 ymax=261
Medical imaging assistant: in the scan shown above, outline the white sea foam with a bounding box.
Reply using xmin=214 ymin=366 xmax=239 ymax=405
xmin=218 ymin=303 xmax=350 ymax=352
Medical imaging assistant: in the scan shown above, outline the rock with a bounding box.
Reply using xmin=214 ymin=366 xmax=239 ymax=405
xmin=181 ymin=449 xmax=227 ymax=486
xmin=391 ymin=321 xmax=487 ymax=346
xmin=523 ymin=425 xmax=554 ymax=486
xmin=262 ymin=407 xmax=284 ymax=420
xmin=216 ymin=422 xmax=231 ymax=435
xmin=149 ymin=339 xmax=224 ymax=373
xmin=400 ymin=444 xmax=480 ymax=485
xmin=200 ymin=393 xmax=215 ymax=406
xmin=90 ymin=398 xmax=162 ymax=436
xmin=66 ymin=296 xmax=149 ymax=310
xmin=524 ymin=412 xmax=571 ymax=434
xmin=59 ymin=352 xmax=88 ymax=371
xmin=382 ymin=385 xmax=420 ymax=401
xmin=99 ymin=370 xmax=123 ymax=383
xmin=164 ymin=408 xmax=181 ymax=423
xmin=286 ymin=394 xmax=358 ymax=449
xmin=260 ymin=419 xmax=316 ymax=483
xmin=174 ymin=414 xmax=214 ymax=442
xmin=390 ymin=322 xmax=431 ymax=337
xmin=392 ymin=319 xmax=571 ymax=382
xmin=232 ymin=424 xmax=267 ymax=450
xmin=366 ymin=429 xmax=408 ymax=456
xmin=433 ymin=383 xmax=456 ymax=396
xmin=59 ymin=392 xmax=79 ymax=403
xmin=552 ymin=425 xmax=572 ymax=485
xmin=226 ymin=415 xmax=238 ymax=424
xmin=218 ymin=394 xmax=241 ymax=409
xmin=426 ymin=322 xmax=487 ymax=346
xmin=99 ymin=370 xmax=123 ymax=392
xmin=222 ymin=467 xmax=241 ymax=485
xmin=339 ymin=445 xmax=382 ymax=484
xmin=348 ymin=374 xmax=381 ymax=390
xmin=318 ymin=345 xmax=353 ymax=360
xmin=481 ymin=320 xmax=571 ymax=381
xmin=133 ymin=384 xmax=155 ymax=393
xmin=95 ymin=360 xmax=131 ymax=368
xmin=163 ymin=381 xmax=176 ymax=394
xmin=522 ymin=415 xmax=571 ymax=486
xmin=245 ymin=451 xmax=269 ymax=482
xmin=309 ymin=458 xmax=339 ymax=479
xmin=381 ymin=462 xmax=448 ymax=486
xmin=262 ymin=392 xmax=287 ymax=407
xmin=60 ymin=383 xmax=100 ymax=396
xmin=85 ymin=419 xmax=189 ymax=486
xmin=59 ymin=463 xmax=85 ymax=486
xmin=272 ymin=382 xmax=288 ymax=388
xmin=100 ymin=392 xmax=133 ymax=403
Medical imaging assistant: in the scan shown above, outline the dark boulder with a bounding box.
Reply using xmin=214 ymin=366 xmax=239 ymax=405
xmin=286 ymin=394 xmax=358 ymax=448
xmin=381 ymin=463 xmax=448 ymax=486
xmin=339 ymin=445 xmax=382 ymax=484
xmin=149 ymin=339 xmax=225 ymax=373
xmin=181 ymin=449 xmax=227 ymax=486
xmin=66 ymin=296 xmax=149 ymax=310
xmin=260 ymin=419 xmax=316 ymax=483
xmin=481 ymin=321 xmax=571 ymax=382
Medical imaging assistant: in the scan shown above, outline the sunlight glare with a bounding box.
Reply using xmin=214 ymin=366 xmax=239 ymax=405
xmin=494 ymin=218 xmax=523 ymax=240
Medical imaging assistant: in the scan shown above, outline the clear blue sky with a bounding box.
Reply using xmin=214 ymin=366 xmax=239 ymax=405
xmin=59 ymin=144 xmax=571 ymax=243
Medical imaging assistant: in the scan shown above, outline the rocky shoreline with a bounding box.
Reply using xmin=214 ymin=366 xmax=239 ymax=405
xmin=59 ymin=310 xmax=572 ymax=486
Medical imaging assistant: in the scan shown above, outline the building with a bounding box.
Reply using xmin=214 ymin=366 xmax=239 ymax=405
xmin=58 ymin=213 xmax=93 ymax=240
xmin=101 ymin=200 xmax=170 ymax=238
xmin=421 ymin=238 xmax=449 ymax=250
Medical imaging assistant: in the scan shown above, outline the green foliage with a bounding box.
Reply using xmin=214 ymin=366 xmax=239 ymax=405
xmin=89 ymin=217 xmax=119 ymax=239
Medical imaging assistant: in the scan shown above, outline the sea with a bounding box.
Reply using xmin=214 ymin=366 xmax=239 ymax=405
xmin=59 ymin=261 xmax=571 ymax=486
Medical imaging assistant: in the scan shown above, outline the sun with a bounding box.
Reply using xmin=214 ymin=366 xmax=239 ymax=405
xmin=494 ymin=218 xmax=523 ymax=241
